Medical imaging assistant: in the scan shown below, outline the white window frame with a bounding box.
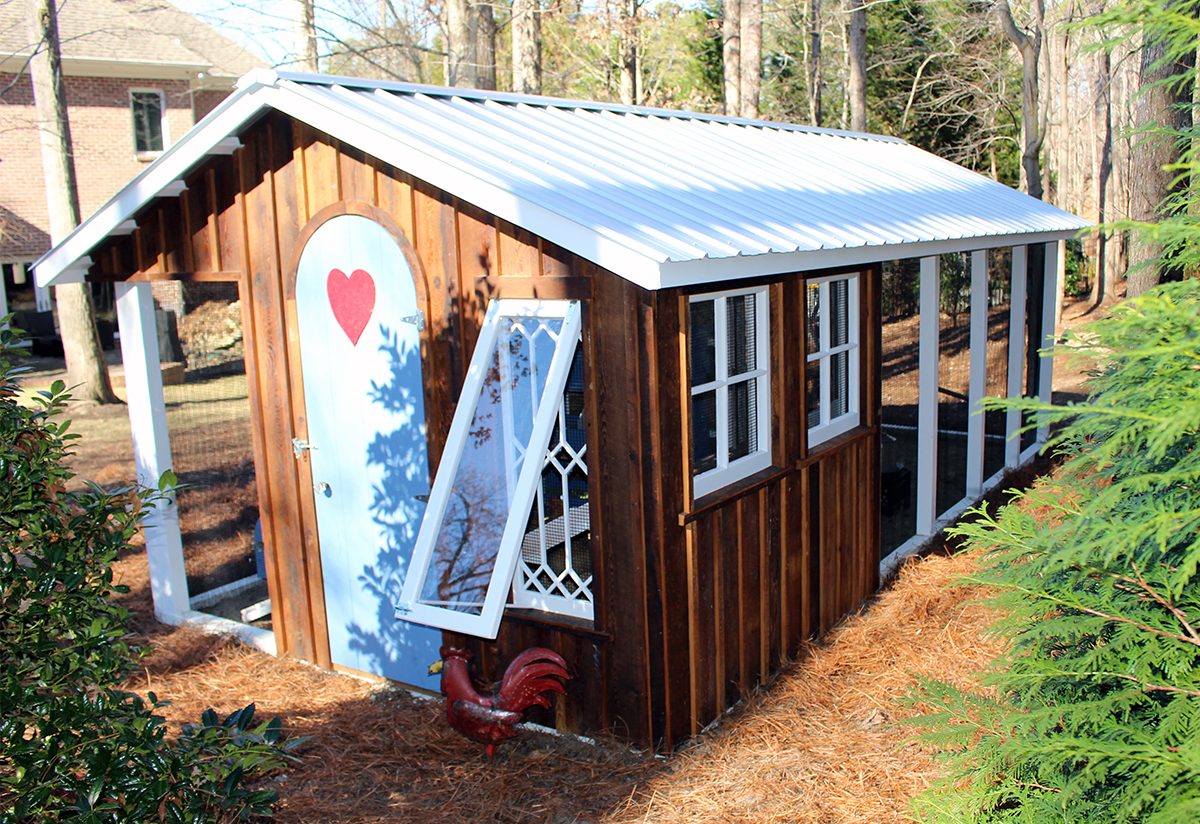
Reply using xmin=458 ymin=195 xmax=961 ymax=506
xmin=130 ymin=89 xmax=169 ymax=156
xmin=688 ymin=286 xmax=772 ymax=499
xmin=396 ymin=299 xmax=583 ymax=639
xmin=806 ymin=272 xmax=861 ymax=447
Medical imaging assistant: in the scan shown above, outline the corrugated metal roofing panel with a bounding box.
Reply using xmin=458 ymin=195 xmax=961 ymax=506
xmin=34 ymin=70 xmax=1092 ymax=291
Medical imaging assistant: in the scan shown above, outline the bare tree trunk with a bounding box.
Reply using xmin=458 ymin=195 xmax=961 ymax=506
xmin=1127 ymin=1 xmax=1196 ymax=297
xmin=740 ymin=0 xmax=761 ymax=118
xmin=512 ymin=0 xmax=542 ymax=94
xmin=618 ymin=0 xmax=639 ymax=105
xmin=997 ymin=0 xmax=1047 ymax=199
xmin=294 ymin=0 xmax=318 ymax=71
xmin=473 ymin=0 xmax=496 ymax=91
xmin=723 ymin=0 xmax=741 ymax=116
xmin=28 ymin=0 xmax=118 ymax=405
xmin=807 ymin=0 xmax=822 ymax=126
xmin=1091 ymin=41 xmax=1116 ymax=307
xmin=846 ymin=0 xmax=866 ymax=132
xmin=446 ymin=0 xmax=474 ymax=86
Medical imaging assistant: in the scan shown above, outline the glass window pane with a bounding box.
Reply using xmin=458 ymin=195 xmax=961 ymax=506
xmin=831 ymin=279 xmax=849 ymax=348
xmin=132 ymin=92 xmax=163 ymax=153
xmin=727 ymin=293 xmax=756 ymax=376
xmin=728 ymin=377 xmax=757 ymax=461
xmin=831 ymin=350 xmax=849 ymax=419
xmin=420 ymin=314 xmax=566 ymax=613
xmin=807 ymin=358 xmax=821 ymax=429
xmin=692 ymin=390 xmax=717 ymax=474
xmin=806 ymin=284 xmax=820 ymax=356
xmin=690 ymin=299 xmax=716 ymax=386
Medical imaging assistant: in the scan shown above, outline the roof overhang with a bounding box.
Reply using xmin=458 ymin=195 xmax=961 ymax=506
xmin=1 ymin=54 xmax=211 ymax=79
xmin=34 ymin=69 xmax=1092 ymax=292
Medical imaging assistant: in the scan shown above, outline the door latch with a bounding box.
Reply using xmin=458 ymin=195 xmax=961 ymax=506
xmin=292 ymin=438 xmax=316 ymax=460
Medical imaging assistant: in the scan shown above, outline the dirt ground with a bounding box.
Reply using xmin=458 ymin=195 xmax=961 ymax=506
xmin=8 ymin=295 xmax=1108 ymax=823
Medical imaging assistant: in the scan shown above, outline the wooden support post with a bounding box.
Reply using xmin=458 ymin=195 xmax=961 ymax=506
xmin=916 ymin=255 xmax=939 ymax=537
xmin=115 ymin=281 xmax=189 ymax=620
xmin=966 ymin=249 xmax=987 ymax=500
xmin=1006 ymin=246 xmax=1028 ymax=469
xmin=1037 ymin=241 xmax=1058 ymax=445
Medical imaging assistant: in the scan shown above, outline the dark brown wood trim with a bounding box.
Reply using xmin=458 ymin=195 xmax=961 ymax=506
xmin=796 ymin=425 xmax=876 ymax=470
xmin=488 ymin=276 xmax=592 ymax=300
xmin=680 ymin=464 xmax=792 ymax=525
xmin=500 ymin=610 xmax=613 ymax=640
xmin=87 ymin=270 xmax=244 ymax=282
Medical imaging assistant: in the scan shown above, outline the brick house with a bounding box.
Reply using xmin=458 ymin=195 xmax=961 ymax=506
xmin=0 ymin=0 xmax=262 ymax=319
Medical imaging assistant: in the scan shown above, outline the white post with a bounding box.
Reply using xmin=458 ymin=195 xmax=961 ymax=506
xmin=1037 ymin=241 xmax=1059 ymax=445
xmin=966 ymin=249 xmax=988 ymax=499
xmin=916 ymin=255 xmax=940 ymax=536
xmin=115 ymin=282 xmax=189 ymax=620
xmin=1006 ymin=246 xmax=1028 ymax=469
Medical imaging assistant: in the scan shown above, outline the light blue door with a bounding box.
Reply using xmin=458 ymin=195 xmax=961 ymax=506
xmin=294 ymin=214 xmax=440 ymax=685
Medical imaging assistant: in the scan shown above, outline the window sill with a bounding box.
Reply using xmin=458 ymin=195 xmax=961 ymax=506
xmin=502 ymin=607 xmax=611 ymax=640
xmin=800 ymin=424 xmax=875 ymax=468
xmin=680 ymin=464 xmax=792 ymax=526
xmin=134 ymin=151 xmax=164 ymax=163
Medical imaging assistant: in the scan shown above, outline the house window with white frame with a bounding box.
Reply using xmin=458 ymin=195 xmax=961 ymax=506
xmin=806 ymin=273 xmax=860 ymax=446
xmin=688 ymin=287 xmax=772 ymax=499
xmin=130 ymin=90 xmax=167 ymax=155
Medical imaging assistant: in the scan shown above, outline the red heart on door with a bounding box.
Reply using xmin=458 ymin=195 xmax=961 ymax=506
xmin=327 ymin=268 xmax=375 ymax=345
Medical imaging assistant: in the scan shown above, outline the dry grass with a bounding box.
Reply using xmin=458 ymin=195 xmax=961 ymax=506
xmin=107 ymin=532 xmax=1002 ymax=824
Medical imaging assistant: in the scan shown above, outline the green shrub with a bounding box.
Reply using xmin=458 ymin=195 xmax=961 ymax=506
xmin=906 ymin=280 xmax=1200 ymax=823
xmin=0 ymin=322 xmax=301 ymax=823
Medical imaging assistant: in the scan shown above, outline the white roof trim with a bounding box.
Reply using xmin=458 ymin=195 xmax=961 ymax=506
xmin=655 ymin=229 xmax=1085 ymax=290
xmin=34 ymin=73 xmax=279 ymax=287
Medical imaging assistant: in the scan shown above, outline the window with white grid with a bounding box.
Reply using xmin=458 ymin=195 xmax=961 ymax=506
xmin=806 ymin=273 xmax=860 ymax=446
xmin=688 ymin=287 xmax=772 ymax=499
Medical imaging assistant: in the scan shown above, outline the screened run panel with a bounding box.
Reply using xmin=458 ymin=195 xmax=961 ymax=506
xmin=396 ymin=299 xmax=583 ymax=638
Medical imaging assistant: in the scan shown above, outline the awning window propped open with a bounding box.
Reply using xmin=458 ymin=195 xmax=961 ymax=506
xmin=396 ymin=299 xmax=583 ymax=639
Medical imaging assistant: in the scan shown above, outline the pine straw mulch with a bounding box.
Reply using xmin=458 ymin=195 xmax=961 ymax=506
xmin=112 ymin=535 xmax=1006 ymax=824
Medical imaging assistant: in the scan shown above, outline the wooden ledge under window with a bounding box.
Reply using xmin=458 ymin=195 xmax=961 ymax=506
xmin=680 ymin=465 xmax=793 ymax=526
xmin=502 ymin=608 xmax=612 ymax=640
xmin=798 ymin=425 xmax=876 ymax=470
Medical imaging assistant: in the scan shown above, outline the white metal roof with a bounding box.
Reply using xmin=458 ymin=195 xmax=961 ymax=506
xmin=35 ymin=69 xmax=1091 ymax=291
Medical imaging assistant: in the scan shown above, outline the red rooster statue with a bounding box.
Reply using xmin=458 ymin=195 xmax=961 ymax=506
xmin=429 ymin=646 xmax=570 ymax=756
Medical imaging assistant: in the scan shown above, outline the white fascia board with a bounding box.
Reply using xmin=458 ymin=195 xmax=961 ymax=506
xmin=654 ymin=228 xmax=1088 ymax=289
xmin=33 ymin=84 xmax=274 ymax=287
xmin=263 ymin=83 xmax=669 ymax=286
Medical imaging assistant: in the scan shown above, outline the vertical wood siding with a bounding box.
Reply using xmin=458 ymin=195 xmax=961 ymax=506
xmin=84 ymin=112 xmax=882 ymax=750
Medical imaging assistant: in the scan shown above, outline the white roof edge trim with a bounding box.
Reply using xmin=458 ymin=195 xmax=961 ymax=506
xmin=270 ymin=69 xmax=906 ymax=144
xmin=33 ymin=80 xmax=278 ymax=287
xmin=653 ymin=229 xmax=1089 ymax=290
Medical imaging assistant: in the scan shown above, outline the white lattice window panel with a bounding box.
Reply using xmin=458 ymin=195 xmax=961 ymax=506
xmin=511 ymin=345 xmax=592 ymax=619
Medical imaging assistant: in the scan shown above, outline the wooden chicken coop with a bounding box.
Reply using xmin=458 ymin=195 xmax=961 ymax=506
xmin=35 ymin=70 xmax=1090 ymax=749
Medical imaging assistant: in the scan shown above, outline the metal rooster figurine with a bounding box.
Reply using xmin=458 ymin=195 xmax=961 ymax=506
xmin=429 ymin=646 xmax=571 ymax=756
